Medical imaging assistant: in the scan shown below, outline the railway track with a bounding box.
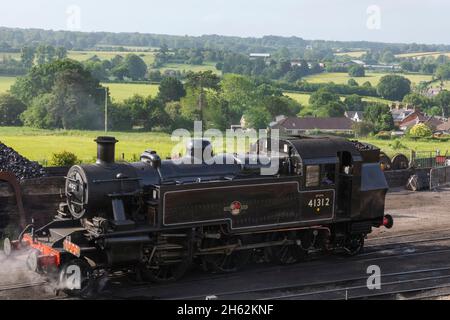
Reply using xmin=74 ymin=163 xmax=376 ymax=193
xmin=173 ymin=267 xmax=450 ymax=300
xmin=0 ymin=281 xmax=48 ymax=292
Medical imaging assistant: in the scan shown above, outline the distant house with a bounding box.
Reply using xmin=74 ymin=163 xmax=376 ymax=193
xmin=345 ymin=111 xmax=364 ymax=122
xmin=425 ymin=87 xmax=443 ymax=98
xmin=399 ymin=110 xmax=446 ymax=131
xmin=390 ymin=104 xmax=415 ymax=127
xmin=364 ymin=64 xmax=401 ymax=71
xmin=350 ymin=60 xmax=365 ymax=66
xmin=436 ymin=120 xmax=450 ymax=133
xmin=249 ymin=53 xmax=271 ymax=60
xmin=270 ymin=117 xmax=354 ymax=135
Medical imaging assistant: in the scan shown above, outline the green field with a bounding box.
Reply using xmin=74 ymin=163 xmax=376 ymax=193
xmin=0 ymin=76 xmax=15 ymax=93
xmin=103 ymin=83 xmax=160 ymax=101
xmin=0 ymin=127 xmax=177 ymax=164
xmin=361 ymin=138 xmax=450 ymax=158
xmin=1 ymin=127 xmax=449 ymax=165
xmin=303 ymin=72 xmax=433 ymax=86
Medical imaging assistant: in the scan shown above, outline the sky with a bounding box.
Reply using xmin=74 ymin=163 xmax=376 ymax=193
xmin=0 ymin=0 xmax=449 ymax=44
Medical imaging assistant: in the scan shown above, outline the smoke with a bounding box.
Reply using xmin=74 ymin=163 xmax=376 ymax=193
xmin=0 ymin=251 xmax=56 ymax=299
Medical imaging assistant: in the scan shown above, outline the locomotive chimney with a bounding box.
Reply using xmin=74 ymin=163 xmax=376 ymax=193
xmin=95 ymin=136 xmax=118 ymax=164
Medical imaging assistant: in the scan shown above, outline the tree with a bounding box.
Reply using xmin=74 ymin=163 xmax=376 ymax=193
xmin=158 ymin=77 xmax=186 ymax=103
xmin=309 ymin=88 xmax=341 ymax=107
xmin=377 ymin=75 xmax=411 ymax=101
xmin=0 ymin=93 xmax=27 ymax=126
xmin=402 ymin=93 xmax=432 ymax=110
xmin=244 ymin=106 xmax=271 ymax=130
xmin=435 ymin=90 xmax=450 ymax=117
xmin=409 ymin=123 xmax=432 ymax=138
xmin=353 ymin=121 xmax=375 ymax=137
xmin=435 ymin=63 xmax=450 ymax=80
xmin=263 ymin=96 xmax=300 ymax=118
xmin=348 ymin=65 xmax=365 ymax=77
xmin=347 ymin=79 xmax=358 ymax=86
xmin=124 ymin=54 xmax=147 ymax=80
xmin=56 ymin=47 xmax=68 ymax=60
xmin=11 ymin=59 xmax=102 ymax=106
xmin=21 ymin=94 xmax=57 ymax=128
xmin=185 ymin=71 xmax=221 ymax=127
xmin=309 ymin=88 xmax=345 ymax=117
xmin=15 ymin=59 xmax=104 ymax=130
xmin=108 ymin=102 xmax=133 ymax=131
xmin=344 ymin=95 xmax=364 ymax=111
xmin=123 ymin=94 xmax=148 ymax=128
xmin=220 ymin=74 xmax=259 ymax=123
xmin=364 ymin=103 xmax=394 ymax=132
xmin=20 ymin=47 xmax=35 ymax=69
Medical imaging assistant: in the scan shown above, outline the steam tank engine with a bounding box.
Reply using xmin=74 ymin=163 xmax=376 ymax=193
xmin=4 ymin=135 xmax=394 ymax=295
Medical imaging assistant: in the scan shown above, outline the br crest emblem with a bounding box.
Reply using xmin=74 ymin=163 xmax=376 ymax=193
xmin=225 ymin=201 xmax=248 ymax=216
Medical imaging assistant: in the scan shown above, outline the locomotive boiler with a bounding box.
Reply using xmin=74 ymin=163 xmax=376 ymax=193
xmin=3 ymin=135 xmax=393 ymax=295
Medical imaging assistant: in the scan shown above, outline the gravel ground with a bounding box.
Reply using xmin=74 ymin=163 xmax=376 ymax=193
xmin=371 ymin=187 xmax=450 ymax=239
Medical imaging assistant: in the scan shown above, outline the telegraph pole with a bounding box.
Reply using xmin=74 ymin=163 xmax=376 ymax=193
xmin=104 ymin=87 xmax=109 ymax=133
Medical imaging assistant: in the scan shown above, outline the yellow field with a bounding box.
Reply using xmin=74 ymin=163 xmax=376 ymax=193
xmin=395 ymin=52 xmax=450 ymax=59
xmin=284 ymin=92 xmax=312 ymax=105
xmin=158 ymin=62 xmax=220 ymax=74
xmin=334 ymin=51 xmax=367 ymax=58
xmin=103 ymin=83 xmax=160 ymax=101
xmin=303 ymin=72 xmax=433 ymax=86
xmin=285 ymin=91 xmax=392 ymax=107
xmin=68 ymin=51 xmax=155 ymax=66
xmin=0 ymin=76 xmax=16 ymax=93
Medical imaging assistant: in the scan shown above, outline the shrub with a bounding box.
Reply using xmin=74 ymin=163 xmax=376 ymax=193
xmin=50 ymin=151 xmax=80 ymax=167
xmin=409 ymin=123 xmax=432 ymax=139
xmin=375 ymin=131 xmax=392 ymax=140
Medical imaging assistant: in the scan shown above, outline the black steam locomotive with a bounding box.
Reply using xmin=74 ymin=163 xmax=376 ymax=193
xmin=4 ymin=135 xmax=393 ymax=294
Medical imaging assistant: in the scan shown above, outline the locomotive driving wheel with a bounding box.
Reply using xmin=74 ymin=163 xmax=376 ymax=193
xmin=201 ymin=236 xmax=251 ymax=273
xmin=265 ymin=232 xmax=307 ymax=265
xmin=139 ymin=233 xmax=193 ymax=284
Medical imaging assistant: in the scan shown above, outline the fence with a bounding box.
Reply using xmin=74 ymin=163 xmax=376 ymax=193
xmin=430 ymin=166 xmax=450 ymax=190
xmin=411 ymin=150 xmax=450 ymax=169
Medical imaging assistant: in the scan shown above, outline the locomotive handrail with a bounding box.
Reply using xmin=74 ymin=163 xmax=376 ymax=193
xmin=93 ymin=177 xmax=143 ymax=183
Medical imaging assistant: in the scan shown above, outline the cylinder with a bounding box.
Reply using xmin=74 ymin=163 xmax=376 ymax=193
xmin=95 ymin=137 xmax=118 ymax=164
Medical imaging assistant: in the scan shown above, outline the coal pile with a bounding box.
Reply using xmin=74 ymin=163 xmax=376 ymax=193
xmin=0 ymin=142 xmax=45 ymax=180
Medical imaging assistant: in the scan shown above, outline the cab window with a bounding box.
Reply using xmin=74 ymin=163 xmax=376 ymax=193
xmin=305 ymin=165 xmax=320 ymax=187
xmin=306 ymin=164 xmax=336 ymax=187
xmin=321 ymin=164 xmax=336 ymax=186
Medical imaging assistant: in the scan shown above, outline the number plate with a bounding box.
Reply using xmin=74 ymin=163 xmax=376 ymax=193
xmin=301 ymin=190 xmax=335 ymax=220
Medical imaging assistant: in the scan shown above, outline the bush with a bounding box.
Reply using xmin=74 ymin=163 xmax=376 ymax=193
xmin=409 ymin=123 xmax=432 ymax=138
xmin=375 ymin=131 xmax=392 ymax=140
xmin=50 ymin=151 xmax=80 ymax=167
xmin=348 ymin=65 xmax=365 ymax=77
